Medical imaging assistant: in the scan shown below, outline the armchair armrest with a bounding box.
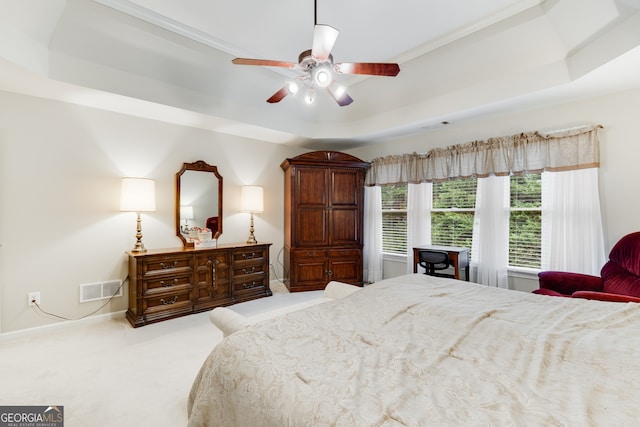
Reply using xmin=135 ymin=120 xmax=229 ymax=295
xmin=572 ymin=291 xmax=640 ymax=303
xmin=538 ymin=271 xmax=603 ymax=296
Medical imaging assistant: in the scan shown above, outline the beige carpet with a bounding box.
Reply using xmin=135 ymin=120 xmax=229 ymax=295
xmin=0 ymin=283 xmax=323 ymax=427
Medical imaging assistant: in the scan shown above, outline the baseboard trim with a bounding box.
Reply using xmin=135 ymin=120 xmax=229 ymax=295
xmin=0 ymin=310 xmax=127 ymax=343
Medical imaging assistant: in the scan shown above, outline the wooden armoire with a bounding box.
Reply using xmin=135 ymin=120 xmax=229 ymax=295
xmin=281 ymin=151 xmax=369 ymax=291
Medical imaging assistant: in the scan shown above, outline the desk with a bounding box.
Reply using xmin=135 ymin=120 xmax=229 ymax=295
xmin=413 ymin=245 xmax=470 ymax=281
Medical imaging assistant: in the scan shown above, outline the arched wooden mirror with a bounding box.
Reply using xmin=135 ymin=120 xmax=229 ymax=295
xmin=176 ymin=160 xmax=223 ymax=246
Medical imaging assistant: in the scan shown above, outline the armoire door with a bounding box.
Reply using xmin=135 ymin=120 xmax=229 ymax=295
xmin=293 ymin=167 xmax=329 ymax=247
xmin=328 ymin=168 xmax=363 ymax=246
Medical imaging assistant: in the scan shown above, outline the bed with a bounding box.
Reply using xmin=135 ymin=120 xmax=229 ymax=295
xmin=188 ymin=273 xmax=640 ymax=426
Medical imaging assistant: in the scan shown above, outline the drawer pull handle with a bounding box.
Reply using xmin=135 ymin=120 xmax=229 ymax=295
xmin=242 ymin=267 xmax=256 ymax=274
xmin=243 ymin=281 xmax=258 ymax=289
xmin=204 ymin=257 xmax=217 ymax=290
xmin=212 ymin=261 xmax=216 ymax=289
xmin=160 ymin=296 xmax=179 ymax=305
xmin=160 ymin=261 xmax=178 ymax=269
xmin=160 ymin=279 xmax=178 ymax=287
xmin=242 ymin=253 xmax=257 ymax=260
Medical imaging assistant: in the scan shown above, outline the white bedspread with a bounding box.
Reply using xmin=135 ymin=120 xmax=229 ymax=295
xmin=188 ymin=274 xmax=640 ymax=426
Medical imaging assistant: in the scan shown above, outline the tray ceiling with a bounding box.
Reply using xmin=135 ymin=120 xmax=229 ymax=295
xmin=1 ymin=0 xmax=639 ymax=148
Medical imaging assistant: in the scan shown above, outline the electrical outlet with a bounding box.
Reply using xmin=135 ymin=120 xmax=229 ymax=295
xmin=28 ymin=291 xmax=40 ymax=306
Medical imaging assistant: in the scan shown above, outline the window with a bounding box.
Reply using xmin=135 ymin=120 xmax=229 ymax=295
xmin=381 ymin=184 xmax=407 ymax=254
xmin=380 ymin=175 xmax=542 ymax=268
xmin=431 ymin=178 xmax=476 ymax=251
xmin=509 ymin=173 xmax=541 ymax=268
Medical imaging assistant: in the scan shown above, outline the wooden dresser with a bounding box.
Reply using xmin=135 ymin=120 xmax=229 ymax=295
xmin=126 ymin=242 xmax=271 ymax=327
xmin=281 ymin=151 xmax=368 ymax=292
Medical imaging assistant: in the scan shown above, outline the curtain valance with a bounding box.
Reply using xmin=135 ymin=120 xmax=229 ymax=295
xmin=365 ymin=125 xmax=602 ymax=186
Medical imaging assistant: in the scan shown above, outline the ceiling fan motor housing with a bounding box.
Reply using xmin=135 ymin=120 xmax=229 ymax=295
xmin=298 ymin=49 xmax=334 ymax=88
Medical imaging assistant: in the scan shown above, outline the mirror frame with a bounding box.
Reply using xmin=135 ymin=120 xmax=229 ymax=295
xmin=175 ymin=160 xmax=223 ymax=246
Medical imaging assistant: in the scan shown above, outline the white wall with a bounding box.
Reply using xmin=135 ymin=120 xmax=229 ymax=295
xmin=348 ymin=88 xmax=640 ymax=290
xmin=0 ymin=90 xmax=306 ymax=333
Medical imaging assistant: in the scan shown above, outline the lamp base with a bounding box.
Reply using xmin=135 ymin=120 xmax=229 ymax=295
xmin=131 ymin=212 xmax=148 ymax=253
xmin=246 ymin=212 xmax=258 ymax=245
xmin=131 ymin=243 xmax=147 ymax=253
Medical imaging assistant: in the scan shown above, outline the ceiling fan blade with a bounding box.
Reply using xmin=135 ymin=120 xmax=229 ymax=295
xmin=311 ymin=24 xmax=339 ymax=61
xmin=327 ymin=83 xmax=353 ymax=107
xmin=334 ymin=62 xmax=400 ymax=76
xmin=232 ymin=58 xmax=298 ymax=69
xmin=267 ymin=87 xmax=289 ymax=103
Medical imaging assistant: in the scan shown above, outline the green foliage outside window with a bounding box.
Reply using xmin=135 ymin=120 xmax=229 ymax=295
xmin=431 ymin=179 xmax=476 ymax=251
xmin=509 ymin=174 xmax=542 ymax=268
xmin=381 ymin=185 xmax=408 ymax=254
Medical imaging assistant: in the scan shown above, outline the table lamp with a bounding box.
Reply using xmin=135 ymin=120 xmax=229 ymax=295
xmin=240 ymin=185 xmax=264 ymax=244
xmin=120 ymin=177 xmax=156 ymax=253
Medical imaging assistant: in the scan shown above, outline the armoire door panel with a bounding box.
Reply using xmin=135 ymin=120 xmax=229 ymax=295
xmin=328 ymin=249 xmax=362 ymax=284
xmin=293 ymin=256 xmax=328 ymax=288
xmin=296 ymin=168 xmax=327 ymax=206
xmin=330 ymin=169 xmax=361 ymax=206
xmin=295 ymin=209 xmax=327 ymax=245
xmin=330 ymin=209 xmax=360 ymax=245
xmin=329 ymin=260 xmax=360 ymax=284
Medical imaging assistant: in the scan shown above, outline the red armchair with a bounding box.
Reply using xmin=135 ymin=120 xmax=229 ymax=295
xmin=533 ymin=231 xmax=640 ymax=303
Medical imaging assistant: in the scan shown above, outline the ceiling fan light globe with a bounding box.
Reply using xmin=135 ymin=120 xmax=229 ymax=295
xmin=304 ymin=88 xmax=315 ymax=104
xmin=287 ymin=81 xmax=299 ymax=95
xmin=313 ymin=67 xmax=333 ymax=88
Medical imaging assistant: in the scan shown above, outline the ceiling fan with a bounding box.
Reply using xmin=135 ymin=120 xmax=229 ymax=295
xmin=231 ymin=1 xmax=400 ymax=107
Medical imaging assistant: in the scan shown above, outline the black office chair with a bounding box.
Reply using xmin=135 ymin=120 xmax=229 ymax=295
xmin=418 ymin=250 xmax=455 ymax=278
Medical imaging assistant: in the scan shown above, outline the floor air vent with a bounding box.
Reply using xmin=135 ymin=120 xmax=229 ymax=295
xmin=80 ymin=280 xmax=123 ymax=303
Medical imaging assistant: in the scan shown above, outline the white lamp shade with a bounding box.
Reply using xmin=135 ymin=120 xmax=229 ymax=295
xmin=240 ymin=185 xmax=264 ymax=213
xmin=120 ymin=177 xmax=156 ymax=212
xmin=180 ymin=205 xmax=194 ymax=219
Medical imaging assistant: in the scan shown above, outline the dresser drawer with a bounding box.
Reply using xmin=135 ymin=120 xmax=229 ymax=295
xmin=143 ymin=289 xmax=193 ymax=314
xmin=142 ymin=254 xmax=192 ymax=276
xmin=233 ymin=275 xmax=268 ymax=302
xmin=232 ymin=262 xmax=267 ymax=277
xmin=232 ymin=247 xmax=267 ymax=265
xmin=296 ymin=249 xmax=328 ymax=259
xmin=234 ymin=274 xmax=267 ymax=292
xmin=142 ymin=274 xmax=192 ymax=295
xmin=328 ymin=248 xmax=360 ymax=258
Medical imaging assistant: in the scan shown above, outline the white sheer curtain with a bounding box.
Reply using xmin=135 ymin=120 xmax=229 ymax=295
xmin=471 ymin=175 xmax=510 ymax=287
xmin=541 ymin=168 xmax=606 ymax=275
xmin=406 ymin=183 xmax=432 ymax=273
xmin=363 ymin=186 xmax=383 ymax=283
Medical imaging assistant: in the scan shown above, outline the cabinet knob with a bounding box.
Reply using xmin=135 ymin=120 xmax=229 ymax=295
xmin=160 ymin=296 xmax=178 ymax=305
